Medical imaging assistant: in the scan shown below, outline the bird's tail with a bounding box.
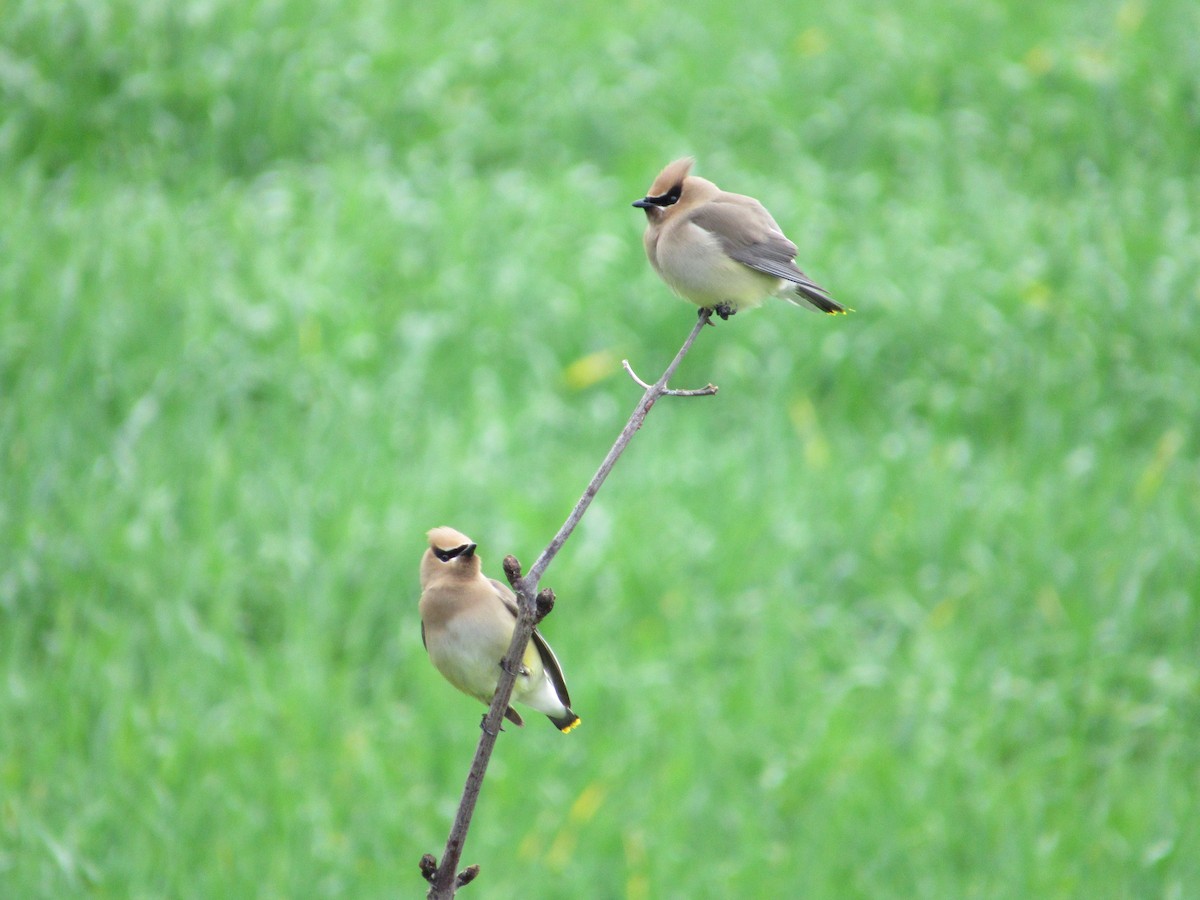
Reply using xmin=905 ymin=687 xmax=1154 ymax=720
xmin=790 ymin=282 xmax=848 ymax=315
xmin=549 ymin=711 xmax=582 ymax=733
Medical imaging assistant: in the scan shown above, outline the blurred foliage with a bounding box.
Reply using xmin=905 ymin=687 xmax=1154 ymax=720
xmin=1 ymin=0 xmax=1198 ymax=896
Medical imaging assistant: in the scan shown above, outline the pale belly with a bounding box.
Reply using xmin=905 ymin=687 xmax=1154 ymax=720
xmin=429 ymin=614 xmax=546 ymax=706
xmin=656 ymin=226 xmax=783 ymax=310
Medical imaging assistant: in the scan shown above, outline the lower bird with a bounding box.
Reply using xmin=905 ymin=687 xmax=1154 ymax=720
xmin=633 ymin=157 xmax=846 ymax=320
xmin=418 ymin=526 xmax=581 ymax=733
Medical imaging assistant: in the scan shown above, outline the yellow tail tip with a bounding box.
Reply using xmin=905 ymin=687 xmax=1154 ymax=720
xmin=559 ymin=717 xmax=582 ymax=734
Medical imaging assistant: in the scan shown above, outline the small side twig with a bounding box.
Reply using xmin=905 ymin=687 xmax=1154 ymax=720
xmin=419 ymin=854 xmax=438 ymax=883
xmin=534 ymin=587 xmax=555 ymax=624
xmin=423 ymin=310 xmax=717 ymax=898
xmin=622 ymin=359 xmax=718 ymax=397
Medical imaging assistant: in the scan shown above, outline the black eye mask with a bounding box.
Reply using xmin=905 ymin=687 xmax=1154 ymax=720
xmin=647 ymin=183 xmax=683 ymax=207
xmin=433 ymin=543 xmax=471 ymax=563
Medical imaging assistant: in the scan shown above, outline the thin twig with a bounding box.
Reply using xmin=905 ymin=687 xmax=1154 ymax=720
xmin=621 ymin=359 xmax=718 ymax=397
xmin=423 ymin=310 xmax=717 ymax=898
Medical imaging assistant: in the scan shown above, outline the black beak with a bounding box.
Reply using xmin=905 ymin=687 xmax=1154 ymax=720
xmin=462 ymin=543 xmax=477 ymax=558
xmin=632 ymin=197 xmax=653 ymax=208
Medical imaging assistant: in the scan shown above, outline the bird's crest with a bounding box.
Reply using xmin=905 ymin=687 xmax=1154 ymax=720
xmin=645 ymin=157 xmax=695 ymax=198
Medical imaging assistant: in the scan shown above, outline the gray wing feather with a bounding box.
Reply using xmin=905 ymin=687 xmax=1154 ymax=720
xmin=488 ymin=578 xmax=572 ymax=707
xmin=530 ymin=628 xmax=572 ymax=707
xmin=691 ymin=198 xmax=840 ymax=311
xmin=489 ymin=577 xmax=520 ymax=619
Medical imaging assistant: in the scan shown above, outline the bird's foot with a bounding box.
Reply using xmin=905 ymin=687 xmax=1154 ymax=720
xmin=499 ymin=659 xmax=530 ymax=677
xmin=480 ymin=713 xmax=502 ymax=735
xmin=698 ymin=307 xmax=717 ymax=326
xmin=714 ymin=302 xmax=736 ymax=321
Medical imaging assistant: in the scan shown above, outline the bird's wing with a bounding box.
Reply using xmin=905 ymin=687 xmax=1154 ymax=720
xmin=487 ymin=577 xmax=572 ymax=706
xmin=488 ymin=577 xmax=520 ymax=619
xmin=421 ymin=620 xmax=426 ymax=649
xmin=530 ymin=628 xmax=572 ymax=708
xmin=690 ymin=196 xmax=799 ymax=274
xmin=690 ymin=196 xmax=838 ymax=309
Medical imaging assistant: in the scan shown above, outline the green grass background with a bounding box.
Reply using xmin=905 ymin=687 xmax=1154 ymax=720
xmin=3 ymin=0 xmax=1199 ymax=896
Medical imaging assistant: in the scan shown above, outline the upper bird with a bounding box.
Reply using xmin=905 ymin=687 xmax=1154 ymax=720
xmin=418 ymin=526 xmax=581 ymax=733
xmin=633 ymin=157 xmax=845 ymax=320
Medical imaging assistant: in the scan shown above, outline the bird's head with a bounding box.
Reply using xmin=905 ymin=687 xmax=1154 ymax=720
xmin=632 ymin=157 xmax=716 ymax=222
xmin=421 ymin=526 xmax=481 ymax=585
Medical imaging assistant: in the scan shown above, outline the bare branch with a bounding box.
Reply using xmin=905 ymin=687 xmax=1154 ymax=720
xmin=423 ymin=310 xmax=717 ymax=898
xmin=525 ymin=309 xmax=715 ymax=587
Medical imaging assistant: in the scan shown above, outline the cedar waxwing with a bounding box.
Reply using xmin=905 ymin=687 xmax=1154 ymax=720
xmin=633 ymin=157 xmax=845 ymax=319
xmin=419 ymin=526 xmax=581 ymax=733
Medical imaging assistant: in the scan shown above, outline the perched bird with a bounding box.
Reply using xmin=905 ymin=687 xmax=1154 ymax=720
xmin=418 ymin=526 xmax=581 ymax=733
xmin=633 ymin=157 xmax=845 ymax=320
